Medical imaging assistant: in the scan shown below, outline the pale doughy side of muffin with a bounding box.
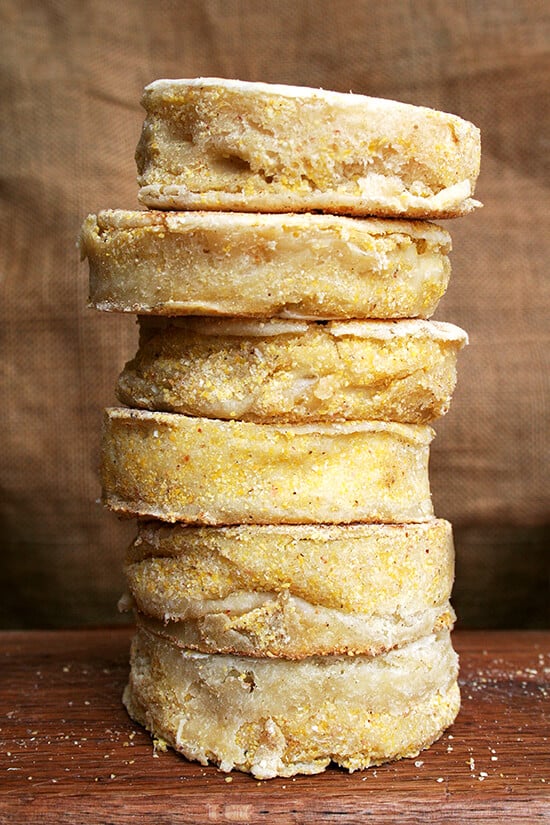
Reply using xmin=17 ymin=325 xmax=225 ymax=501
xmin=101 ymin=409 xmax=434 ymax=524
xmin=117 ymin=317 xmax=468 ymax=422
xmin=124 ymin=627 xmax=460 ymax=778
xmin=80 ymin=210 xmax=451 ymax=319
xmin=134 ymin=600 xmax=455 ymax=658
xmin=136 ymin=78 xmax=480 ymax=217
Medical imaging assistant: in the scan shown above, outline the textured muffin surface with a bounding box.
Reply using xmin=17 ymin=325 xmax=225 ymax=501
xmin=136 ymin=78 xmax=481 ymax=218
xmin=124 ymin=627 xmax=460 ymax=778
xmin=80 ymin=210 xmax=452 ymax=319
xmin=124 ymin=520 xmax=455 ymax=657
xmin=118 ymin=317 xmax=467 ymax=423
xmin=126 ymin=520 xmax=454 ymax=615
xmin=101 ymin=409 xmax=434 ymax=524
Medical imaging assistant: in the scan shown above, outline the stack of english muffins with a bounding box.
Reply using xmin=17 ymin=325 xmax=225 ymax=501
xmin=80 ymin=78 xmax=480 ymax=779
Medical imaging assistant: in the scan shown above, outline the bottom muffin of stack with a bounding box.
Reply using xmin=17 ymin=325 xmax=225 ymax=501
xmin=125 ymin=626 xmax=459 ymax=779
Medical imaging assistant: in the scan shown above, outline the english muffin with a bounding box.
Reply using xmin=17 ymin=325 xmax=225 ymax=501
xmin=136 ymin=78 xmax=480 ymax=218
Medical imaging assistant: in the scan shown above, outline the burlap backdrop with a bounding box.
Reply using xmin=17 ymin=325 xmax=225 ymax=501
xmin=1 ymin=0 xmax=548 ymax=629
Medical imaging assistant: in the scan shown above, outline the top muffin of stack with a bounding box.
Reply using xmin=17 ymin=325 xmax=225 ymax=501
xmin=80 ymin=78 xmax=480 ymax=779
xmin=135 ymin=78 xmax=480 ymax=217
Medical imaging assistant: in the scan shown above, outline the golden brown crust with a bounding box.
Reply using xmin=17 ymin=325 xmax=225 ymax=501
xmin=136 ymin=78 xmax=481 ymax=218
xmin=101 ymin=409 xmax=434 ymax=525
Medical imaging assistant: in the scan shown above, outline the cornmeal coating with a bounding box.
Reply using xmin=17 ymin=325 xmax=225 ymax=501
xmin=118 ymin=317 xmax=467 ymax=423
xmin=124 ymin=627 xmax=460 ymax=778
xmin=136 ymin=78 xmax=481 ymax=218
xmin=80 ymin=210 xmax=451 ymax=319
xmin=122 ymin=520 xmax=455 ymax=658
xmin=101 ymin=409 xmax=434 ymax=524
xmin=126 ymin=520 xmax=454 ymax=615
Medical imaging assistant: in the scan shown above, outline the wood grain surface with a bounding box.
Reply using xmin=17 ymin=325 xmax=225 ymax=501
xmin=0 ymin=629 xmax=548 ymax=824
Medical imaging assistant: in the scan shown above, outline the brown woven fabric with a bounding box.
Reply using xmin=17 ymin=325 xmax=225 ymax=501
xmin=1 ymin=0 xmax=548 ymax=628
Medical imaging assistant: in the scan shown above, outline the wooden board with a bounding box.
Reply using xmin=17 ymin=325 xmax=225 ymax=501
xmin=0 ymin=629 xmax=548 ymax=823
